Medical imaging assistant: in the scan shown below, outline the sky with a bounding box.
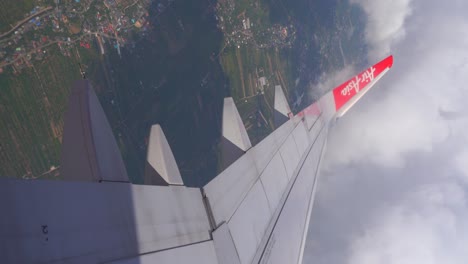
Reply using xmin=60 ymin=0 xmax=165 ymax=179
xmin=305 ymin=0 xmax=468 ymax=263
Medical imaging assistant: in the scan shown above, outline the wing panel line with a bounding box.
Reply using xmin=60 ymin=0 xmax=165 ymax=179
xmin=296 ymin=127 xmax=328 ymax=264
xmin=209 ymin=120 xmax=300 ymax=224
xmin=254 ymin=123 xmax=326 ymax=263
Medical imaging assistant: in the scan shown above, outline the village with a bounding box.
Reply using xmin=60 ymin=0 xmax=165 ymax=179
xmin=215 ymin=0 xmax=296 ymax=50
xmin=0 ymin=0 xmax=164 ymax=74
xmin=212 ymin=0 xmax=298 ymax=143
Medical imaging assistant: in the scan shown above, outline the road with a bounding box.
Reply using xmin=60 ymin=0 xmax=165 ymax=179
xmin=0 ymin=6 xmax=54 ymax=40
xmin=0 ymin=32 xmax=121 ymax=68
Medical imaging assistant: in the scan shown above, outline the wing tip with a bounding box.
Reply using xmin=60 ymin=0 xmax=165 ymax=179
xmin=385 ymin=54 xmax=394 ymax=68
xmin=331 ymin=55 xmax=394 ymax=116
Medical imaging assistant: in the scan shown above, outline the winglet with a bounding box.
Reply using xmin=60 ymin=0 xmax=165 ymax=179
xmin=274 ymin=85 xmax=292 ymax=127
xmin=145 ymin=124 xmax=183 ymax=186
xmin=333 ymin=55 xmax=393 ymax=118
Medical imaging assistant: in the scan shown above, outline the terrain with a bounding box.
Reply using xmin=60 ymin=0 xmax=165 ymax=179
xmin=0 ymin=0 xmax=367 ymax=186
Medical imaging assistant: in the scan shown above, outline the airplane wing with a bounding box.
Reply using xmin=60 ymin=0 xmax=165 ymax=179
xmin=0 ymin=56 xmax=393 ymax=263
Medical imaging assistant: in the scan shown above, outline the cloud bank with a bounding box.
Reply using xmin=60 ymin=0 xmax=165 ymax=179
xmin=349 ymin=183 xmax=468 ymax=264
xmin=325 ymin=0 xmax=468 ymax=169
xmin=351 ymin=0 xmax=412 ymax=60
xmin=305 ymin=0 xmax=468 ymax=264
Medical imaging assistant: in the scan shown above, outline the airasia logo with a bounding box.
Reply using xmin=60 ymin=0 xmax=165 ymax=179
xmin=340 ymin=66 xmax=376 ymax=96
xmin=332 ymin=55 xmax=392 ymax=111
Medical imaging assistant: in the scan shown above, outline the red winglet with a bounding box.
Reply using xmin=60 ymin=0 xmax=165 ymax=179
xmin=333 ymin=55 xmax=393 ymax=111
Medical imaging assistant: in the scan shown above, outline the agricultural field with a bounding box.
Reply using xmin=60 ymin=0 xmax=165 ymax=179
xmin=0 ymin=45 xmax=89 ymax=179
xmin=0 ymin=0 xmax=368 ymax=185
xmin=220 ymin=46 xmax=294 ymax=144
xmin=0 ymin=0 xmax=36 ymax=32
xmin=217 ymin=0 xmax=296 ymax=143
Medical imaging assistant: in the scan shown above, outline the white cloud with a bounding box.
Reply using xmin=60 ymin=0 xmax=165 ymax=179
xmin=455 ymin=150 xmax=468 ymax=182
xmin=351 ymin=0 xmax=412 ymax=60
xmin=310 ymin=65 xmax=357 ymax=100
xmin=323 ymin=1 xmax=468 ymax=169
xmin=305 ymin=0 xmax=468 ymax=264
xmin=348 ymin=183 xmax=468 ymax=264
